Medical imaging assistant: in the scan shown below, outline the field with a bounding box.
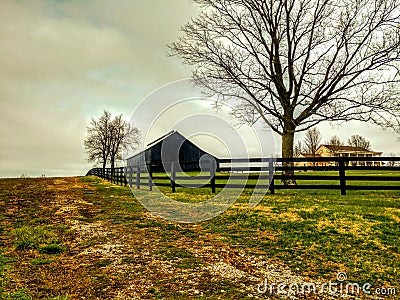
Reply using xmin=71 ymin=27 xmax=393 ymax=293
xmin=116 ymin=169 xmax=400 ymax=192
xmin=0 ymin=175 xmax=399 ymax=299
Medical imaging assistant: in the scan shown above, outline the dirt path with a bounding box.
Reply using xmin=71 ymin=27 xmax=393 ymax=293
xmin=0 ymin=177 xmax=361 ymax=299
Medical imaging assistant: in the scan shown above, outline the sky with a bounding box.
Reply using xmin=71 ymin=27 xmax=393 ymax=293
xmin=0 ymin=0 xmax=399 ymax=178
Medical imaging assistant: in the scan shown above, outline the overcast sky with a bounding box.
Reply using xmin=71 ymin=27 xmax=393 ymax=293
xmin=0 ymin=0 xmax=398 ymax=178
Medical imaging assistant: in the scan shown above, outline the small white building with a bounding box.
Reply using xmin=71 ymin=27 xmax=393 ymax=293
xmin=316 ymin=145 xmax=383 ymax=166
xmin=295 ymin=145 xmax=383 ymax=167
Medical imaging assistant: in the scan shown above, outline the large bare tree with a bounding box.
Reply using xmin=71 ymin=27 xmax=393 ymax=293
xmin=169 ymin=0 xmax=400 ymax=183
xmin=84 ymin=110 xmax=140 ymax=175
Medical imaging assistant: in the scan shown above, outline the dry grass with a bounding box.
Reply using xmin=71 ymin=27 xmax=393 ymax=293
xmin=0 ymin=176 xmax=398 ymax=299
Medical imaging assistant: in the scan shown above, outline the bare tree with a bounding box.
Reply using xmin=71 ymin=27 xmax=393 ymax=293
xmin=84 ymin=110 xmax=112 ymax=175
xmin=170 ymin=0 xmax=400 ymax=183
xmin=293 ymin=140 xmax=304 ymax=157
xmin=304 ymin=127 xmax=321 ymax=156
xmin=326 ymin=135 xmax=344 ymax=147
xmin=84 ymin=110 xmax=140 ymax=175
xmin=108 ymin=115 xmax=141 ymax=174
xmin=347 ymin=134 xmax=371 ymax=150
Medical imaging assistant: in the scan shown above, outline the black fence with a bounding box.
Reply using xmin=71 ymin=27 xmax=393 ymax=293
xmin=86 ymin=157 xmax=400 ymax=195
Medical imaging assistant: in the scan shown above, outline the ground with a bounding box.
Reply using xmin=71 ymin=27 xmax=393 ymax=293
xmin=0 ymin=176 xmax=398 ymax=299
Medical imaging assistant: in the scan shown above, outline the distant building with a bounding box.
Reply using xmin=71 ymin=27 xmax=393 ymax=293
xmin=316 ymin=145 xmax=383 ymax=166
xmin=295 ymin=153 xmax=324 ymax=167
xmin=126 ymin=131 xmax=219 ymax=172
xmin=295 ymin=145 xmax=383 ymax=167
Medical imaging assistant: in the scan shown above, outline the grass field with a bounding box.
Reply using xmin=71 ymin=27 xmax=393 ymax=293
xmin=138 ymin=169 xmax=400 ymax=188
xmin=0 ymin=174 xmax=399 ymax=299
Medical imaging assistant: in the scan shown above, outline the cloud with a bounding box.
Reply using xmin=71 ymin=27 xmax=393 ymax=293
xmin=0 ymin=0 xmax=196 ymax=81
xmin=0 ymin=2 xmax=137 ymax=79
xmin=0 ymin=0 xmax=198 ymax=177
xmin=0 ymin=0 xmax=398 ymax=178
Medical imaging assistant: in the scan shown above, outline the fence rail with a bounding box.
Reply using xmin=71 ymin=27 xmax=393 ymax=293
xmin=86 ymin=157 xmax=400 ymax=195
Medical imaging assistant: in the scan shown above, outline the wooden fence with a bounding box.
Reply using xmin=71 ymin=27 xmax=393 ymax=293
xmin=86 ymin=156 xmax=400 ymax=195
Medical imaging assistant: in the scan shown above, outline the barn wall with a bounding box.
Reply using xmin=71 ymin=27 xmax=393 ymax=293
xmin=126 ymin=132 xmax=219 ymax=172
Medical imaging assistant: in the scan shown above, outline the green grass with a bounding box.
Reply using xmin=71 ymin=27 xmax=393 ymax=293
xmin=0 ymin=252 xmax=31 ymax=300
xmin=115 ymin=171 xmax=400 ymax=289
xmin=14 ymin=225 xmax=60 ymax=251
xmin=0 ymin=253 xmax=17 ymax=287
xmin=39 ymin=244 xmax=65 ymax=255
xmin=156 ymin=246 xmax=202 ymax=269
xmin=31 ymin=258 xmax=52 ymax=266
xmin=199 ymin=188 xmax=400 ymax=287
xmin=2 ymin=290 xmax=32 ymax=300
xmin=1 ymin=175 xmax=397 ymax=298
xmin=139 ymin=170 xmax=400 ymax=196
xmin=95 ymin=259 xmax=113 ymax=268
xmin=46 ymin=296 xmax=70 ymax=300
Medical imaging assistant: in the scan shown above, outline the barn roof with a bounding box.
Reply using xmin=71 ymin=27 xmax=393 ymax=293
xmin=146 ymin=130 xmax=176 ymax=147
xmin=127 ymin=130 xmax=217 ymax=161
xmin=320 ymin=144 xmax=368 ymax=152
xmin=299 ymin=153 xmax=322 ymax=158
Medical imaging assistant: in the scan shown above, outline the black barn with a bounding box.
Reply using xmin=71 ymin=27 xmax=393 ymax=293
xmin=126 ymin=131 xmax=219 ymax=172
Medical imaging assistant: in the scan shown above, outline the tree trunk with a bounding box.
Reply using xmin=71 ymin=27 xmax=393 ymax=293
xmin=102 ymin=160 xmax=106 ymax=178
xmin=281 ymin=129 xmax=297 ymax=185
xmin=111 ymin=156 xmax=115 ymax=176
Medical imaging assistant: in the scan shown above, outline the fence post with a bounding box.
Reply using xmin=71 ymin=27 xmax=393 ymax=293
xmin=210 ymin=159 xmax=216 ymax=193
xmin=148 ymin=164 xmax=153 ymax=191
xmin=171 ymin=162 xmax=176 ymax=193
xmin=210 ymin=158 xmax=216 ymax=194
xmin=338 ymin=158 xmax=346 ymax=195
xmin=136 ymin=166 xmax=141 ymax=189
xmin=129 ymin=166 xmax=133 ymax=188
xmin=269 ymin=159 xmax=275 ymax=194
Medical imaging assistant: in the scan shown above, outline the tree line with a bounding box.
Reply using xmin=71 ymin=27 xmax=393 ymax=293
xmin=294 ymin=128 xmax=373 ymax=157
